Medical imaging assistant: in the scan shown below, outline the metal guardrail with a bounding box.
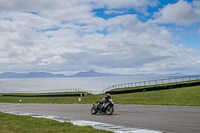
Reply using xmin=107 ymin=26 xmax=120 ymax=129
xmin=103 ymin=75 xmax=200 ymax=93
xmin=0 ymin=88 xmax=83 ymax=94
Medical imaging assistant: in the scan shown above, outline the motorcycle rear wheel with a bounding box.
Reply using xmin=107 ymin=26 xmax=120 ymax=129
xmin=91 ymin=107 xmax=98 ymax=114
xmin=106 ymin=106 xmax=114 ymax=115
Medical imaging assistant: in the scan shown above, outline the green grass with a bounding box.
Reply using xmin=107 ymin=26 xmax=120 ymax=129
xmin=111 ymin=86 xmax=200 ymax=106
xmin=1 ymin=86 xmax=200 ymax=106
xmin=109 ymin=80 xmax=200 ymax=92
xmin=0 ymin=112 xmax=112 ymax=133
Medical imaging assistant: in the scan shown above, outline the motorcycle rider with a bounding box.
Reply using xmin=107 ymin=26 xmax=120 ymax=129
xmin=99 ymin=93 xmax=111 ymax=110
xmin=91 ymin=93 xmax=114 ymax=115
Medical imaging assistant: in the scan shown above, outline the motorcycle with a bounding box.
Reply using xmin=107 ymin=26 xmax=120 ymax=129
xmin=91 ymin=99 xmax=114 ymax=115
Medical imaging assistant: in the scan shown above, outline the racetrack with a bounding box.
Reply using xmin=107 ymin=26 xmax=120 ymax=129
xmin=0 ymin=103 xmax=200 ymax=133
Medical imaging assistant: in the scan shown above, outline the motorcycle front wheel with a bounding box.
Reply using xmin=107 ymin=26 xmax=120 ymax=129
xmin=106 ymin=106 xmax=114 ymax=115
xmin=91 ymin=107 xmax=98 ymax=114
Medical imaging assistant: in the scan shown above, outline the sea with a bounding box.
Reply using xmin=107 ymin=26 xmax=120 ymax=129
xmin=0 ymin=75 xmax=186 ymax=94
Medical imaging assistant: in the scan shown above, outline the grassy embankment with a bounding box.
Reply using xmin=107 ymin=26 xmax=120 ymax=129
xmin=0 ymin=112 xmax=112 ymax=133
xmin=108 ymin=79 xmax=200 ymax=92
xmin=0 ymin=80 xmax=200 ymax=106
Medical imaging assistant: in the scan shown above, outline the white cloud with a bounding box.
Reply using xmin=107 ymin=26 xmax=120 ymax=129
xmin=37 ymin=55 xmax=66 ymax=66
xmin=153 ymin=0 xmax=200 ymax=25
xmin=0 ymin=0 xmax=199 ymax=75
xmin=105 ymin=9 xmax=127 ymax=15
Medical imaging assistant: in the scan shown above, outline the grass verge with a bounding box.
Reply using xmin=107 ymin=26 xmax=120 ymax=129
xmin=0 ymin=112 xmax=112 ymax=133
xmin=1 ymin=85 xmax=200 ymax=106
xmin=111 ymin=86 xmax=200 ymax=106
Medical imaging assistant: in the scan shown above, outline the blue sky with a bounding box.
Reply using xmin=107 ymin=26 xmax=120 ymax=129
xmin=0 ymin=0 xmax=200 ymax=75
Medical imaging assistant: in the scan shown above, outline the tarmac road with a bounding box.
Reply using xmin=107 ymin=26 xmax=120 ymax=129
xmin=0 ymin=103 xmax=200 ymax=133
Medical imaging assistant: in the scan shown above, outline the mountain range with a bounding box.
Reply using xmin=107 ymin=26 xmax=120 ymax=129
xmin=0 ymin=71 xmax=186 ymax=78
xmin=0 ymin=71 xmax=116 ymax=78
xmin=69 ymin=70 xmax=116 ymax=77
xmin=0 ymin=72 xmax=66 ymax=78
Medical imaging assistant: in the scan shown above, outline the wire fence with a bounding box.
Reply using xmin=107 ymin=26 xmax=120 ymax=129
xmin=103 ymin=75 xmax=200 ymax=93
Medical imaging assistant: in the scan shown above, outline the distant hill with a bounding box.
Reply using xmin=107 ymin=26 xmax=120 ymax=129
xmin=68 ymin=70 xmax=115 ymax=77
xmin=0 ymin=72 xmax=66 ymax=78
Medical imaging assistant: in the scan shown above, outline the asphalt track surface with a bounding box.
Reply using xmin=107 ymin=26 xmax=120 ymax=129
xmin=0 ymin=103 xmax=200 ymax=133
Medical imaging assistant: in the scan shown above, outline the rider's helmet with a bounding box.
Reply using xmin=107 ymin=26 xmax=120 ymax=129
xmin=106 ymin=93 xmax=111 ymax=99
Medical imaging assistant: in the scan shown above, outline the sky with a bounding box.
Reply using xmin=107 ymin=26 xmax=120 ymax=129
xmin=0 ymin=0 xmax=200 ymax=75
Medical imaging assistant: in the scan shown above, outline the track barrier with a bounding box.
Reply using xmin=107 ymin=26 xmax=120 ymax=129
xmin=3 ymin=93 xmax=87 ymax=97
xmin=106 ymin=81 xmax=200 ymax=94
